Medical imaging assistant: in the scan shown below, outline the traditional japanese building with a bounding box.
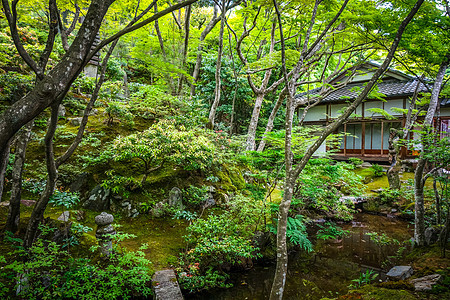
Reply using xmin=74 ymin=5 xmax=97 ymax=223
xmin=297 ymin=62 xmax=450 ymax=162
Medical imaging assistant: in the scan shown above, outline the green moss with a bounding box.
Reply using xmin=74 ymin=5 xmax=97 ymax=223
xmin=216 ymin=169 xmax=237 ymax=192
xmin=226 ymin=165 xmax=246 ymax=190
xmin=349 ymin=285 xmax=417 ymax=299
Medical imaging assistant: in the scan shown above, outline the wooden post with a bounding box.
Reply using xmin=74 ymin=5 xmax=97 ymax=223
xmin=361 ymin=122 xmax=365 ymax=156
xmin=344 ymin=123 xmax=347 ymax=156
xmin=380 ymin=121 xmax=384 ymax=155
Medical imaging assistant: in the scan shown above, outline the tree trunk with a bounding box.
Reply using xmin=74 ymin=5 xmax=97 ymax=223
xmin=433 ymin=177 xmax=441 ymax=225
xmin=177 ymin=4 xmax=191 ymax=94
xmin=154 ymin=2 xmax=166 ymax=57
xmin=257 ymin=89 xmax=286 ymax=152
xmin=269 ymin=0 xmax=424 ymax=297
xmin=208 ymin=5 xmax=226 ymax=128
xmin=190 ymin=5 xmax=220 ymax=96
xmin=5 ymin=121 xmax=33 ymax=233
xmin=387 ymin=129 xmax=401 ymax=189
xmin=414 ymin=159 xmax=426 ymax=246
xmin=414 ymin=55 xmax=448 ymax=246
xmin=0 ymin=141 xmax=10 ymax=201
xmin=245 ymin=93 xmax=265 ymax=150
xmin=23 ymin=104 xmax=59 ymax=248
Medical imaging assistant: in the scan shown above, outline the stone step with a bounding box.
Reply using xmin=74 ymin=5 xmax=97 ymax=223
xmin=152 ymin=269 xmax=183 ymax=300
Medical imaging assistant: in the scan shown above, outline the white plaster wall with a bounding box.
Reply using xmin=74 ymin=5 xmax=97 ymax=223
xmin=313 ymin=140 xmax=327 ymax=156
xmin=385 ymin=99 xmax=404 ymax=116
xmin=303 ymin=105 xmax=327 ymax=121
xmin=364 ymin=101 xmax=384 ymax=118
xmin=440 ymin=107 xmax=450 ymax=117
xmin=330 ymin=104 xmax=347 ymax=118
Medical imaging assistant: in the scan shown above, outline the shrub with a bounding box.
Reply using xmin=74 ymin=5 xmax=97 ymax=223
xmin=0 ymin=231 xmax=153 ymax=299
xmin=348 ymin=157 xmax=363 ymax=167
xmin=178 ymin=215 xmax=259 ymax=292
xmin=378 ymin=188 xmax=402 ymax=205
xmin=183 ymin=185 xmax=208 ymax=208
xmin=370 ymin=164 xmax=385 ymax=177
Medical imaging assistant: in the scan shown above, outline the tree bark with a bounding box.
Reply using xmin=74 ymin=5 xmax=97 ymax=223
xmin=177 ymin=4 xmax=191 ymax=94
xmin=414 ymin=56 xmax=449 ymax=246
xmin=154 ymin=2 xmax=166 ymax=57
xmin=190 ymin=5 xmax=220 ymax=96
xmin=257 ymin=89 xmax=286 ymax=151
xmin=5 ymin=121 xmax=33 ymax=233
xmin=24 ymin=104 xmax=59 ymax=248
xmin=0 ymin=141 xmax=10 ymax=202
xmin=0 ymin=0 xmax=114 ymax=201
xmin=208 ymin=3 xmax=227 ymax=128
xmin=387 ymin=129 xmax=401 ymax=189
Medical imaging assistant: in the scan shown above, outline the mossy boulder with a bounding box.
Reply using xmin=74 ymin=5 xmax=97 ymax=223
xmin=215 ymin=164 xmax=246 ymax=192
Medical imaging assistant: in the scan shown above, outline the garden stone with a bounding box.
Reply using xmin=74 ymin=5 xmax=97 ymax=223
xmin=20 ymin=199 xmax=36 ymax=207
xmin=68 ymin=117 xmax=83 ymax=126
xmin=152 ymin=269 xmax=183 ymax=300
xmin=58 ymin=104 xmax=66 ymax=117
xmin=386 ymin=266 xmax=413 ymax=281
xmin=68 ymin=172 xmax=90 ymax=195
xmin=57 ymin=211 xmax=70 ymax=222
xmin=95 ymin=211 xmax=114 ymax=226
xmin=425 ymin=226 xmax=440 ymax=245
xmin=151 ymin=201 xmax=166 ymax=218
xmin=203 ymin=197 xmax=215 ymax=209
xmin=409 ymin=274 xmax=442 ymax=291
xmin=361 ymin=162 xmax=372 ymax=168
xmin=168 ymin=187 xmax=183 ymax=209
xmin=130 ymin=208 xmax=139 ymax=218
xmin=79 ymin=108 xmax=98 ymax=116
xmin=16 ymin=272 xmax=29 ymax=296
xmin=95 ymin=212 xmax=116 ymax=257
xmin=83 ymin=184 xmax=111 ymax=211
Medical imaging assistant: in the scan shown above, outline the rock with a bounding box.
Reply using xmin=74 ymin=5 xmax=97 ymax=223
xmin=52 ymin=221 xmax=72 ymax=244
xmin=203 ymin=197 xmax=216 ymax=209
xmin=95 ymin=212 xmax=114 ymax=226
xmin=57 ymin=211 xmax=70 ymax=222
xmin=409 ymin=274 xmax=442 ymax=291
xmin=252 ymin=231 xmax=270 ymax=249
xmin=58 ymin=104 xmax=66 ymax=117
xmin=152 ymin=269 xmax=183 ymax=300
xmin=67 ymin=172 xmax=90 ymax=195
xmin=0 ymin=201 xmax=9 ymax=206
xmin=130 ymin=209 xmax=139 ymax=218
xmin=361 ymin=162 xmax=372 ymax=168
xmin=151 ymin=202 xmax=166 ymax=218
xmin=83 ymin=185 xmax=111 ymax=211
xmin=68 ymin=117 xmax=83 ymax=126
xmin=425 ymin=226 xmax=440 ymax=245
xmin=20 ymin=199 xmax=36 ymax=207
xmin=387 ymin=266 xmax=413 ymax=281
xmin=79 ymin=108 xmax=98 ymax=116
xmin=168 ymin=187 xmax=183 ymax=210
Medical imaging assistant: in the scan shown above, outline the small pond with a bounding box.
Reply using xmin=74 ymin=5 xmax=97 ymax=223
xmin=188 ymin=213 xmax=414 ymax=300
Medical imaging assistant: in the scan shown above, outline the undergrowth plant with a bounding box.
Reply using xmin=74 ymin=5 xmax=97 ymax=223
xmin=0 ymin=229 xmax=153 ymax=299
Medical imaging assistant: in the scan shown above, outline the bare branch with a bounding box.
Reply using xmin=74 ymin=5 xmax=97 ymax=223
xmin=2 ymin=0 xmax=40 ymax=77
xmin=87 ymin=0 xmax=197 ymax=64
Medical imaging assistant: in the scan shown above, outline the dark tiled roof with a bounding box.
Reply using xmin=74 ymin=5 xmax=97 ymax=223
xmin=441 ymin=98 xmax=450 ymax=107
xmin=296 ymin=79 xmax=428 ymax=103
